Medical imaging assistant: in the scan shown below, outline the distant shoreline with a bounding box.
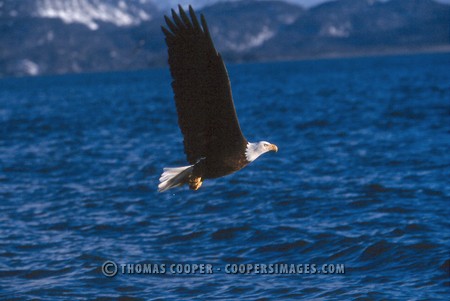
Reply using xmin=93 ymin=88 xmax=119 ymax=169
xmin=1 ymin=46 xmax=449 ymax=80
xmin=230 ymin=45 xmax=450 ymax=65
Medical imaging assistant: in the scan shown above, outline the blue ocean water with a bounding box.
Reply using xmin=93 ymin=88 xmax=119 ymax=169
xmin=0 ymin=53 xmax=449 ymax=300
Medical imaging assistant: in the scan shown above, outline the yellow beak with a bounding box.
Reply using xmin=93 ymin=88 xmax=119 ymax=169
xmin=270 ymin=144 xmax=278 ymax=152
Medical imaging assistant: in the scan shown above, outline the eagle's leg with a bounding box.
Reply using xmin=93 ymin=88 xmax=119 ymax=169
xmin=188 ymin=175 xmax=203 ymax=190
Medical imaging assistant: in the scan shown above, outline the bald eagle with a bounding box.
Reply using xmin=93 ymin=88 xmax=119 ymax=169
xmin=158 ymin=5 xmax=278 ymax=192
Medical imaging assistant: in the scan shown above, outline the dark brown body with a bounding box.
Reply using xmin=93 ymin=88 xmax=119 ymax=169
xmin=187 ymin=147 xmax=249 ymax=190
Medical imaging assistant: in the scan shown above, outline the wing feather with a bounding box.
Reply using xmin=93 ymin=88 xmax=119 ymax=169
xmin=178 ymin=5 xmax=193 ymax=29
xmin=189 ymin=6 xmax=201 ymax=31
xmin=171 ymin=9 xmax=185 ymax=30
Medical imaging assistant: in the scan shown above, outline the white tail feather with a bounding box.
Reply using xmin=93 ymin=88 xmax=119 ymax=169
xmin=158 ymin=165 xmax=193 ymax=192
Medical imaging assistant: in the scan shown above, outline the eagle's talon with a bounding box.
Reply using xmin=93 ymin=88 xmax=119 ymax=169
xmin=189 ymin=176 xmax=203 ymax=190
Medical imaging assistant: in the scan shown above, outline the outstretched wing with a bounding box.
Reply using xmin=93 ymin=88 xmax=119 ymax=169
xmin=162 ymin=5 xmax=247 ymax=165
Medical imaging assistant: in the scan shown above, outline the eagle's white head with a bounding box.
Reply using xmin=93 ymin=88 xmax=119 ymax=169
xmin=245 ymin=141 xmax=278 ymax=162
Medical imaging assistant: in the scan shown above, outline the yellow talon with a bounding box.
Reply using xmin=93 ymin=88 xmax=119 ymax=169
xmin=188 ymin=176 xmax=203 ymax=190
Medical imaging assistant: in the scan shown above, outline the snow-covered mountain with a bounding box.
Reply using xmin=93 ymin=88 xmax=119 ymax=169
xmin=0 ymin=0 xmax=158 ymax=30
xmin=35 ymin=0 xmax=155 ymax=30
xmin=0 ymin=0 xmax=449 ymax=77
